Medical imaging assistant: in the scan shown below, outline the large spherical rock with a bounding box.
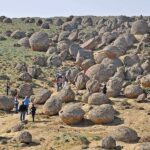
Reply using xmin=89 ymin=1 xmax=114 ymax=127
xmin=111 ymin=126 xmax=138 ymax=143
xmin=125 ymin=64 xmax=143 ymax=81
xmin=65 ymin=67 xmax=80 ymax=84
xmin=103 ymin=45 xmax=124 ymax=58
xmin=124 ymin=84 xmax=143 ymax=98
xmin=18 ymin=84 xmax=33 ymax=98
xmin=28 ymin=66 xmax=42 ymax=79
xmin=18 ymin=37 xmax=30 ymax=48
xmin=59 ymin=104 xmax=85 ymax=125
xmin=57 ymin=86 xmax=75 ymax=103
xmin=32 ymin=89 xmax=51 ymax=104
xmin=18 ymin=131 xmax=32 ymax=143
xmin=140 ymin=75 xmax=150 ymax=88
xmin=11 ymin=30 xmax=25 ymax=39
xmin=86 ymin=79 xmax=100 ymax=93
xmin=15 ymin=62 xmax=27 ymax=72
xmin=19 ymin=72 xmax=32 ymax=82
xmin=62 ymin=21 xmax=77 ymax=31
xmin=41 ymin=22 xmax=50 ymax=29
xmin=102 ymin=136 xmax=116 ymax=149
xmin=88 ymin=93 xmax=110 ymax=105
xmin=134 ymin=142 xmax=150 ymax=150
xmin=120 ymin=54 xmax=140 ymax=67
xmin=43 ymin=95 xmax=62 ymax=116
xmin=0 ymin=96 xmax=14 ymax=111
xmin=47 ymin=55 xmax=62 ymax=67
xmin=33 ymin=56 xmax=47 ymax=67
xmin=86 ymin=64 xmax=116 ymax=83
xmin=131 ymin=20 xmax=149 ymax=35
xmin=88 ymin=104 xmax=115 ymax=124
xmin=29 ymin=32 xmax=49 ymax=51
xmin=35 ymin=19 xmax=43 ymax=26
xmin=3 ymin=18 xmax=12 ymax=23
xmin=101 ymin=57 xmax=123 ymax=69
xmin=107 ymin=77 xmax=123 ymax=97
xmin=141 ymin=60 xmax=150 ymax=75
xmin=54 ymin=18 xmax=64 ymax=26
xmin=75 ymin=73 xmax=89 ymax=90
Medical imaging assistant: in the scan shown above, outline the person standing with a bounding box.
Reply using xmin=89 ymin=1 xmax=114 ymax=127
xmin=30 ymin=104 xmax=36 ymax=122
xmin=63 ymin=76 xmax=68 ymax=88
xmin=103 ymin=83 xmax=107 ymax=95
xmin=23 ymin=96 xmax=30 ymax=115
xmin=14 ymin=95 xmax=19 ymax=113
xmin=6 ymin=81 xmax=10 ymax=96
xmin=19 ymin=102 xmax=27 ymax=121
xmin=56 ymin=74 xmax=63 ymax=91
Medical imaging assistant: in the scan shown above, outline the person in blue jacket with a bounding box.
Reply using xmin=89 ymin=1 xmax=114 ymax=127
xmin=23 ymin=96 xmax=30 ymax=115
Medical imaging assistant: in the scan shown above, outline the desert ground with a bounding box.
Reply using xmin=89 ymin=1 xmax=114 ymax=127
xmin=0 ymin=16 xmax=150 ymax=150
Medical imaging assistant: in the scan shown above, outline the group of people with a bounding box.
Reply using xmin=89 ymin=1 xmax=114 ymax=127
xmin=5 ymin=81 xmax=36 ymax=122
xmin=14 ymin=96 xmax=36 ymax=122
xmin=56 ymin=73 xmax=68 ymax=91
xmin=5 ymin=74 xmax=107 ymax=123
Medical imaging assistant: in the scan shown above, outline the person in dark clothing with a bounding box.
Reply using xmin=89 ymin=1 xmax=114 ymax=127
xmin=19 ymin=102 xmax=27 ymax=121
xmin=30 ymin=104 xmax=36 ymax=122
xmin=103 ymin=83 xmax=107 ymax=95
xmin=6 ymin=81 xmax=10 ymax=96
xmin=56 ymin=75 xmax=63 ymax=91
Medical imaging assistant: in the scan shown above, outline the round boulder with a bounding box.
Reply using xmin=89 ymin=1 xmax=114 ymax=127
xmin=65 ymin=67 xmax=80 ymax=84
xmin=32 ymin=89 xmax=51 ymax=104
xmin=3 ymin=18 xmax=12 ymax=23
xmin=11 ymin=30 xmax=25 ymax=39
xmin=57 ymin=86 xmax=75 ymax=103
xmin=59 ymin=104 xmax=85 ymax=125
xmin=15 ymin=62 xmax=27 ymax=72
xmin=18 ymin=37 xmax=30 ymax=48
xmin=18 ymin=84 xmax=33 ymax=98
xmin=88 ymin=93 xmax=110 ymax=105
xmin=86 ymin=64 xmax=116 ymax=83
xmin=75 ymin=73 xmax=89 ymax=90
xmin=111 ymin=126 xmax=138 ymax=143
xmin=140 ymin=75 xmax=150 ymax=88
xmin=102 ymin=136 xmax=116 ymax=149
xmin=18 ymin=131 xmax=32 ymax=143
xmin=86 ymin=79 xmax=100 ymax=93
xmin=88 ymin=104 xmax=115 ymax=124
xmin=0 ymin=96 xmax=14 ymax=111
xmin=131 ymin=20 xmax=149 ymax=35
xmin=124 ymin=84 xmax=143 ymax=98
xmin=41 ymin=22 xmax=50 ymax=29
xmin=19 ymin=72 xmax=32 ymax=82
xmin=134 ymin=142 xmax=150 ymax=150
xmin=33 ymin=56 xmax=47 ymax=67
xmin=43 ymin=95 xmax=62 ymax=116
xmin=29 ymin=32 xmax=49 ymax=52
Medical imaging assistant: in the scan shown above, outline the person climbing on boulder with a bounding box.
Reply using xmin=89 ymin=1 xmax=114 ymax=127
xmin=62 ymin=75 xmax=68 ymax=88
xmin=30 ymin=103 xmax=36 ymax=122
xmin=103 ymin=83 xmax=107 ymax=95
xmin=5 ymin=81 xmax=10 ymax=96
xmin=23 ymin=96 xmax=30 ymax=115
xmin=56 ymin=74 xmax=63 ymax=91
xmin=19 ymin=101 xmax=27 ymax=122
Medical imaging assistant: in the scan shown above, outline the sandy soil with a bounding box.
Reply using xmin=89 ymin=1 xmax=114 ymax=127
xmin=0 ymin=95 xmax=150 ymax=150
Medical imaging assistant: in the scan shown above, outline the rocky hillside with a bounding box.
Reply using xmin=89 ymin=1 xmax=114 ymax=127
xmin=0 ymin=15 xmax=150 ymax=150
